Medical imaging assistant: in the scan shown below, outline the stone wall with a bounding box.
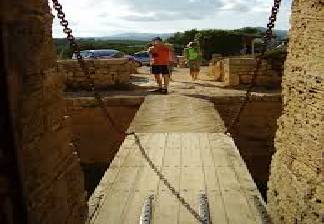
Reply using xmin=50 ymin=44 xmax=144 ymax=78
xmin=208 ymin=58 xmax=224 ymax=81
xmin=0 ymin=32 xmax=26 ymax=224
xmin=1 ymin=1 xmax=87 ymax=223
xmin=58 ymin=59 xmax=134 ymax=90
xmin=209 ymin=57 xmax=283 ymax=88
xmin=177 ymin=56 xmax=186 ymax=68
xmin=65 ymin=97 xmax=143 ymax=164
xmin=267 ymin=1 xmax=324 ymax=223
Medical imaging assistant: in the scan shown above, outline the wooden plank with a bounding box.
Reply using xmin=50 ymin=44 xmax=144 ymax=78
xmin=163 ymin=133 xmax=181 ymax=167
xmin=91 ymin=190 xmax=131 ymax=224
xmin=153 ymin=169 xmax=181 ymax=224
xmin=182 ymin=133 xmax=201 ymax=167
xmin=148 ymin=133 xmax=167 ymax=168
xmin=121 ymin=135 xmax=147 ymax=167
xmin=120 ymin=133 xmax=167 ymax=224
xmin=179 ymin=133 xmax=204 ymax=224
xmin=207 ymin=192 xmax=229 ymax=224
xmin=217 ymin=167 xmax=258 ymax=224
xmin=199 ymin=133 xmax=229 ymax=224
xmin=89 ymin=135 xmax=138 ymax=221
xmin=91 ymin=134 xmax=152 ymax=224
xmin=91 ymin=133 xmax=264 ymax=224
xmin=232 ymin=160 xmax=265 ymax=223
xmin=154 ymin=133 xmax=181 ymax=224
xmin=198 ymin=133 xmax=215 ymax=167
xmin=208 ymin=133 xmax=258 ymax=224
xmin=207 ymin=134 xmax=233 ymax=167
xmin=210 ymin=133 xmax=264 ymax=223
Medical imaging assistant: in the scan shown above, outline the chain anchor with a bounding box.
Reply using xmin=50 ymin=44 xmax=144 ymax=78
xmin=198 ymin=193 xmax=211 ymax=224
xmin=139 ymin=194 xmax=154 ymax=224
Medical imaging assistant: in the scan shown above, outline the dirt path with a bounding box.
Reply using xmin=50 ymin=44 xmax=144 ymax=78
xmin=132 ymin=66 xmax=246 ymax=97
xmin=126 ymin=67 xmax=230 ymax=133
xmin=66 ymin=66 xmax=279 ymax=100
xmin=125 ymin=66 xmax=280 ymax=133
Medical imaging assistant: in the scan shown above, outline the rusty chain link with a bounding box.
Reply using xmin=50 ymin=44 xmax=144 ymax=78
xmin=52 ymin=0 xmax=281 ymax=223
xmin=225 ymin=0 xmax=282 ymax=134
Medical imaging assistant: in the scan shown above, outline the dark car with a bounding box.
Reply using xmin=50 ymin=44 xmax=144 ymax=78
xmin=133 ymin=51 xmax=151 ymax=66
xmin=72 ymin=49 xmax=142 ymax=66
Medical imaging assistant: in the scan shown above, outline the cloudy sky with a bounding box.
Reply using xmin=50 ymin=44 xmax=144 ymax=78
xmin=50 ymin=0 xmax=292 ymax=37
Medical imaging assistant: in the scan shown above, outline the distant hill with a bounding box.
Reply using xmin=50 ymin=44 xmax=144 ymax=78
xmin=95 ymin=28 xmax=288 ymax=41
xmin=97 ymin=33 xmax=173 ymax=41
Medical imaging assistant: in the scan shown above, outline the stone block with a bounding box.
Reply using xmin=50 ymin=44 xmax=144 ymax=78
xmin=1 ymin=3 xmax=88 ymax=223
xmin=223 ymin=72 xmax=240 ymax=87
xmin=58 ymin=59 xmax=132 ymax=90
xmin=219 ymin=57 xmax=283 ymax=87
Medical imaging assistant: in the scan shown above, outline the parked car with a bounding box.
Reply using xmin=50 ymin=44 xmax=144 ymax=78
xmin=133 ymin=51 xmax=151 ymax=66
xmin=72 ymin=49 xmax=142 ymax=66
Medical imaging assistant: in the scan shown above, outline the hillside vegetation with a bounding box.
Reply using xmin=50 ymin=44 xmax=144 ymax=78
xmin=54 ymin=27 xmax=287 ymax=59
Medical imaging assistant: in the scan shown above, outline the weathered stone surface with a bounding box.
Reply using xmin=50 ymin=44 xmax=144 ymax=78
xmin=177 ymin=56 xmax=186 ymax=68
xmin=210 ymin=57 xmax=283 ymax=88
xmin=58 ymin=59 xmax=134 ymax=90
xmin=65 ymin=96 xmax=143 ymax=164
xmin=2 ymin=1 xmax=87 ymax=223
xmin=209 ymin=59 xmax=225 ymax=81
xmin=267 ymin=1 xmax=324 ymax=223
xmin=223 ymin=58 xmax=240 ymax=86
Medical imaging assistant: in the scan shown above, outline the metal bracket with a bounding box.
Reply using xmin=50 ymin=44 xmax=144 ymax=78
xmin=139 ymin=194 xmax=154 ymax=224
xmin=253 ymin=195 xmax=272 ymax=224
xmin=198 ymin=193 xmax=211 ymax=224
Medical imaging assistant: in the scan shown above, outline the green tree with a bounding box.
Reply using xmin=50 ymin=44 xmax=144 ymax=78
xmin=166 ymin=27 xmax=262 ymax=59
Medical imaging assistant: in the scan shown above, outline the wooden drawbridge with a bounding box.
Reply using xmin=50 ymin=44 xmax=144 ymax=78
xmin=88 ymin=95 xmax=267 ymax=224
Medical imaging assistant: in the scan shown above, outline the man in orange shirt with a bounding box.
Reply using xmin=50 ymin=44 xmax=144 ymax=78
xmin=148 ymin=37 xmax=171 ymax=94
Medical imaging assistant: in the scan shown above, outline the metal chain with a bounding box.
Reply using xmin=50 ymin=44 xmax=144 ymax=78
xmin=225 ymin=0 xmax=282 ymax=134
xmin=51 ymin=0 xmax=205 ymax=223
xmin=51 ymin=0 xmax=93 ymax=85
xmin=51 ymin=0 xmax=126 ymax=137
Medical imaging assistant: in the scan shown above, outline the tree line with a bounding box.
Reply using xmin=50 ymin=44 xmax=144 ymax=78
xmin=167 ymin=27 xmax=267 ymax=59
xmin=54 ymin=27 xmax=287 ymax=60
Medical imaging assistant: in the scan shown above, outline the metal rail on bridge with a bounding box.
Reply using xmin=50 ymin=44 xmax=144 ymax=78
xmin=139 ymin=193 xmax=212 ymax=224
xmin=198 ymin=193 xmax=212 ymax=224
xmin=139 ymin=194 xmax=154 ymax=224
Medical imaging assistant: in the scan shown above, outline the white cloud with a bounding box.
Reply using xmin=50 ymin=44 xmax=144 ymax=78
xmin=50 ymin=0 xmax=292 ymax=37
